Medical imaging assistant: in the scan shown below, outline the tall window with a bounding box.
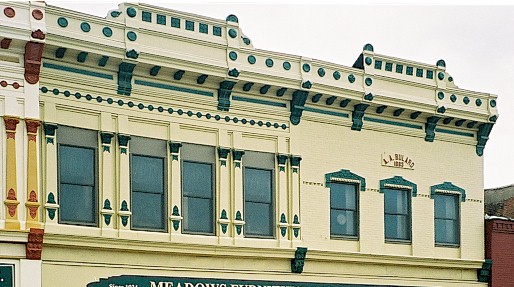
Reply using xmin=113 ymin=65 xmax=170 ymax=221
xmin=330 ymin=183 xmax=358 ymax=238
xmin=243 ymin=151 xmax=275 ymax=238
xmin=384 ymin=188 xmax=411 ymax=241
xmin=434 ymin=194 xmax=460 ymax=245
xmin=181 ymin=144 xmax=215 ymax=234
xmin=130 ymin=137 xmax=167 ymax=232
xmin=57 ymin=126 xmax=98 ymax=226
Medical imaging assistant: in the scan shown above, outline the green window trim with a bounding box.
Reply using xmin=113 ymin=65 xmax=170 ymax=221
xmin=379 ymin=176 xmax=417 ymax=197
xmin=325 ymin=169 xmax=366 ymax=191
xmin=430 ymin=182 xmax=466 ymax=202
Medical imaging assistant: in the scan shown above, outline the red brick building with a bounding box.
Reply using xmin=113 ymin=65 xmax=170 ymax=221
xmin=484 ymin=184 xmax=514 ymax=286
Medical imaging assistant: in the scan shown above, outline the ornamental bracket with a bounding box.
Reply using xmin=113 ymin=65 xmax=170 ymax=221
xmin=290 ymin=90 xmax=309 ymax=125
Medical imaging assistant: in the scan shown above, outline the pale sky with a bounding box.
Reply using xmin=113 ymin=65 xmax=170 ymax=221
xmin=46 ymin=1 xmax=514 ymax=189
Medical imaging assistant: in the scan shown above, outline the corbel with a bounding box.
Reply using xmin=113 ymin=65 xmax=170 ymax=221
xmin=218 ymin=80 xmax=237 ymax=111
xmin=476 ymin=123 xmax=494 ymax=156
xmin=290 ymin=90 xmax=309 ymax=125
xmin=100 ymin=132 xmax=114 ymax=152
xmin=117 ymin=62 xmax=137 ymax=96
xmin=291 ymin=247 xmax=308 ymax=274
xmin=117 ymin=134 xmax=131 ymax=154
xmin=351 ymin=103 xmax=369 ymax=131
xmin=169 ymin=142 xmax=182 ymax=161
xmin=425 ymin=116 xmax=441 ymax=142
xmin=232 ymin=149 xmax=245 ymax=168
xmin=217 ymin=147 xmax=230 ymax=166
xmin=24 ymin=41 xmax=44 ymax=84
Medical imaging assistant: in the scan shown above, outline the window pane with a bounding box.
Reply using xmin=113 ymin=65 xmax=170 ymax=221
xmin=244 ymin=168 xmax=272 ymax=203
xmin=331 ymin=209 xmax=357 ymax=236
xmin=435 ymin=218 xmax=458 ymax=244
xmin=330 ymin=183 xmax=356 ymax=210
xmin=132 ymin=191 xmax=165 ymax=230
xmin=132 ymin=155 xmax=164 ymax=194
xmin=59 ymin=145 xmax=95 ymax=185
xmin=384 ymin=189 xmax=408 ymax=214
xmin=435 ymin=194 xmax=457 ymax=219
xmin=183 ymin=197 xmax=213 ymax=233
xmin=182 ymin=161 xmax=213 ymax=198
xmin=385 ymin=214 xmax=409 ymax=240
xmin=60 ymin=184 xmax=95 ymax=224
xmin=245 ymin=202 xmax=273 ymax=236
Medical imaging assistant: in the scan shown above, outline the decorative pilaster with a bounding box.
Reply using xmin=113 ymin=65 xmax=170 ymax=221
xmin=101 ymin=132 xmax=115 ymax=233
xmin=43 ymin=123 xmax=58 ymax=224
xmin=4 ymin=116 xmax=20 ymax=229
xmin=290 ymin=155 xmax=302 ymax=242
xmin=25 ymin=119 xmax=41 ymax=229
xmin=277 ymin=154 xmax=289 ymax=246
xmin=218 ymin=147 xmax=231 ymax=239
xmin=232 ymin=149 xmax=245 ymax=238
xmin=168 ymin=142 xmax=182 ymax=235
xmin=118 ymin=135 xmax=131 ymax=231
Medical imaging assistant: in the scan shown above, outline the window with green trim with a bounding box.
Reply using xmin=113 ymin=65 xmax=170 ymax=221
xmin=130 ymin=136 xmax=167 ymax=232
xmin=57 ymin=126 xmax=98 ymax=226
xmin=434 ymin=194 xmax=460 ymax=246
xmin=384 ymin=188 xmax=411 ymax=242
xmin=181 ymin=144 xmax=215 ymax=235
xmin=243 ymin=151 xmax=275 ymax=238
xmin=330 ymin=183 xmax=358 ymax=238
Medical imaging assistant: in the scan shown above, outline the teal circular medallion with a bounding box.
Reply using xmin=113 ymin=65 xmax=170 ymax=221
xmin=365 ymin=77 xmax=372 ymax=86
xmin=448 ymin=76 xmax=453 ymax=82
xmin=110 ymin=11 xmax=121 ymax=18
xmin=126 ymin=7 xmax=137 ymax=17
xmin=318 ymin=68 xmax=325 ymax=77
xmin=229 ymin=51 xmax=237 ymax=61
xmin=102 ymin=27 xmax=112 ymax=37
xmin=438 ymin=91 xmax=444 ymax=100
xmin=333 ymin=71 xmax=341 ymax=80
xmin=265 ymin=58 xmax=273 ymax=67
xmin=242 ymin=37 xmax=251 ymax=45
xmin=228 ymin=29 xmax=237 ymax=38
xmin=127 ymin=31 xmax=137 ymax=41
xmin=490 ymin=99 xmax=496 ymax=107
xmin=247 ymin=55 xmax=256 ymax=64
xmin=450 ymin=94 xmax=457 ymax=102
xmin=438 ymin=72 xmax=445 ymax=80
xmin=302 ymin=63 xmax=310 ymax=72
xmin=283 ymin=61 xmax=291 ymax=70
xmin=476 ymin=98 xmax=482 ymax=106
xmin=365 ymin=57 xmax=372 ymax=65
xmin=80 ymin=22 xmax=91 ymax=32
xmin=57 ymin=17 xmax=68 ymax=27
xmin=348 ymin=74 xmax=355 ymax=83
xmin=463 ymin=96 xmax=470 ymax=104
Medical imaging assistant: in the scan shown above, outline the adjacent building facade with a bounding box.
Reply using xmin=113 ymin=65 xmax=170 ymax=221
xmin=0 ymin=2 xmax=499 ymax=287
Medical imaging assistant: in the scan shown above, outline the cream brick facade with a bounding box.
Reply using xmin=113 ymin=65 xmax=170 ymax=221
xmin=0 ymin=2 xmax=498 ymax=287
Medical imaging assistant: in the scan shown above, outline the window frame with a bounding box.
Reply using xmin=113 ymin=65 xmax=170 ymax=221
xmin=434 ymin=193 xmax=460 ymax=247
xmin=383 ymin=187 xmax=412 ymax=243
xmin=130 ymin=153 xmax=168 ymax=232
xmin=243 ymin=166 xmax=275 ymax=239
xmin=181 ymin=159 xmax=216 ymax=235
xmin=57 ymin=129 xmax=99 ymax=227
xmin=328 ymin=182 xmax=359 ymax=240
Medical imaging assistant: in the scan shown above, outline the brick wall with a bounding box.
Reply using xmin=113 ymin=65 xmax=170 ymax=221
xmin=485 ymin=219 xmax=514 ymax=287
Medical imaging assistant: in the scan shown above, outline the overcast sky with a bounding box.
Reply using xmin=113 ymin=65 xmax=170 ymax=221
xmin=46 ymin=1 xmax=514 ymax=189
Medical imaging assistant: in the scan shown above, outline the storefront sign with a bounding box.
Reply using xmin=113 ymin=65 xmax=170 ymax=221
xmin=87 ymin=275 xmax=401 ymax=287
xmin=381 ymin=153 xmax=415 ymax=170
